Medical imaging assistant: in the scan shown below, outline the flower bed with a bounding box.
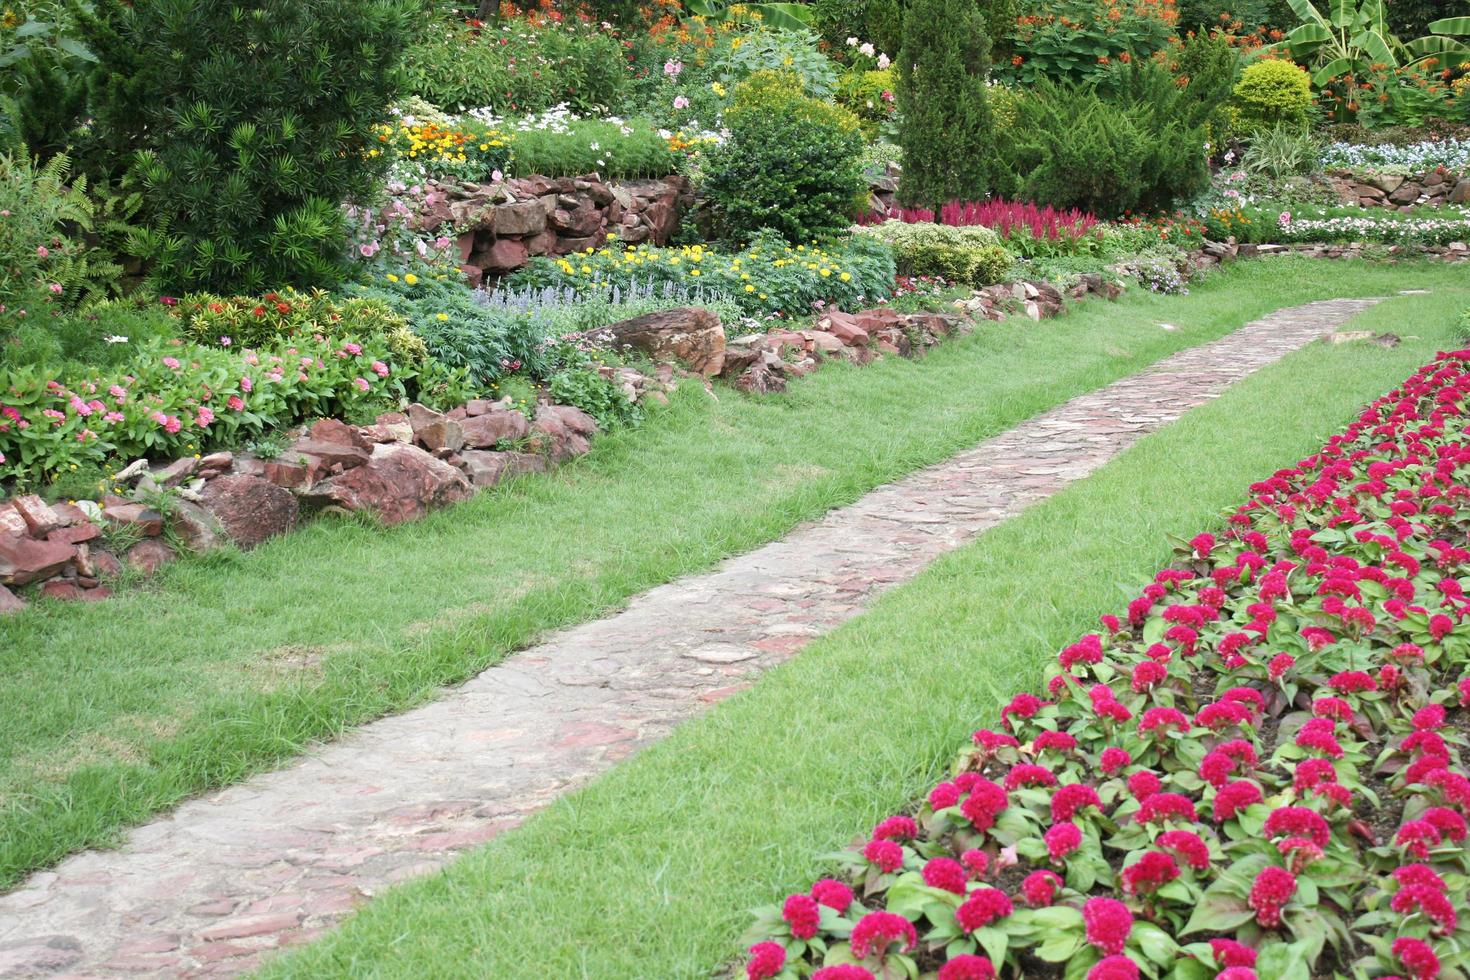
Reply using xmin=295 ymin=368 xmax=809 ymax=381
xmin=1203 ymin=204 xmax=1470 ymax=246
xmin=742 ymin=345 xmax=1470 ymax=979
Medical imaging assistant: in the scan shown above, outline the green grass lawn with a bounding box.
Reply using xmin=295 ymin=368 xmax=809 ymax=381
xmin=256 ymin=284 xmax=1470 ymax=979
xmin=0 ymin=260 xmax=1462 ymax=892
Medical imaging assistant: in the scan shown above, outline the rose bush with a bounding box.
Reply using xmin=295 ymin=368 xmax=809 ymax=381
xmin=743 ymin=344 xmax=1470 ymax=979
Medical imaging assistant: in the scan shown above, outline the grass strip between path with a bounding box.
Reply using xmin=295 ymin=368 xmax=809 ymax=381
xmin=258 ymin=284 xmax=1470 ymax=978
xmin=1 ymin=261 xmax=1462 ymax=889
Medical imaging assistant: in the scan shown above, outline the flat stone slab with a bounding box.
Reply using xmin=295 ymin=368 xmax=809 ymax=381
xmin=0 ymin=299 xmax=1382 ymax=977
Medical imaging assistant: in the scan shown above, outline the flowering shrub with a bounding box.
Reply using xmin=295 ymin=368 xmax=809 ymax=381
xmin=371 ymin=115 xmax=515 ymax=184
xmin=1005 ymin=0 xmax=1180 ymax=86
xmin=0 ymin=332 xmax=407 ymax=484
xmin=507 ymin=231 xmax=896 ymax=318
xmin=744 ymin=346 xmax=1470 ymax=979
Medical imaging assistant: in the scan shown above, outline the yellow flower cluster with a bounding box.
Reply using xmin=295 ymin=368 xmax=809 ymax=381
xmin=372 ymin=121 xmax=513 ymax=167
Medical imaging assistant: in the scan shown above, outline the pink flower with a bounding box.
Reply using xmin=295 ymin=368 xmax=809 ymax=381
xmin=48 ymin=283 xmax=62 ymax=295
xmin=863 ymin=838 xmax=903 ymax=873
xmin=812 ymin=967 xmax=875 ymax=980
xmin=195 ymin=407 xmax=214 ymax=427
xmin=781 ymin=893 xmax=820 ymax=939
xmin=1393 ymin=937 xmax=1440 ymax=980
xmin=371 ymin=360 xmax=389 ymax=377
xmin=228 ymin=395 xmax=245 ymax=411
xmin=1083 ymin=897 xmax=1132 ymax=955
xmin=663 ymin=58 xmax=682 ymax=76
xmin=1021 ymin=869 xmax=1062 ymax=906
xmin=1248 ymin=866 xmax=1296 ymax=928
xmin=955 ymin=888 xmax=1012 ymax=932
xmin=849 ymin=911 xmax=916 ymax=960
xmin=810 ymin=879 xmax=853 ymax=913
xmin=1087 ymin=957 xmax=1140 ymax=980
xmin=36 ymin=245 xmax=48 ymax=258
xmin=745 ymin=941 xmax=785 ymax=980
xmin=353 ymin=377 xmax=370 ymax=392
xmin=1045 ymin=821 xmax=1083 ymax=862
xmin=937 ymin=955 xmax=996 ymax=980
xmin=162 ymin=356 xmax=181 ymax=370
xmin=873 ymin=815 xmax=918 ymax=841
xmin=240 ymin=376 xmax=254 ymax=392
xmin=673 ymin=95 xmax=690 ymax=109
xmin=922 ymin=857 xmax=968 ymax=894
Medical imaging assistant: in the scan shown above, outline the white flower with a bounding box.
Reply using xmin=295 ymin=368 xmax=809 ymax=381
xmin=846 ymin=36 xmax=859 ymax=46
xmin=877 ymin=53 xmax=891 ymax=69
xmin=859 ymin=42 xmax=875 ymax=57
xmin=105 ymin=335 xmax=128 ymax=344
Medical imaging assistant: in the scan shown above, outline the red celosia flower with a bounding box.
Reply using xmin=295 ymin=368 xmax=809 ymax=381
xmin=972 ymin=729 xmax=1021 ymax=752
xmin=1034 ymin=730 xmax=1078 ymax=754
xmin=1213 ymin=781 xmax=1263 ymax=822
xmin=1127 ymin=770 xmax=1161 ymax=801
xmin=1209 ymin=938 xmax=1257 ymax=968
xmin=1086 ymin=956 xmax=1141 ymax=980
xmin=922 ymin=857 xmax=968 ymax=895
xmin=1277 ymin=836 xmax=1325 ymax=873
xmin=850 ymin=911 xmax=916 ymax=960
xmin=746 ymin=941 xmax=786 ymax=980
xmin=1083 ymin=897 xmax=1133 ymax=955
xmin=1137 ymin=792 xmax=1198 ymax=825
xmin=959 ymin=780 xmax=1008 ymax=832
xmin=1138 ymin=707 xmax=1190 ymax=737
xmin=956 ymin=888 xmax=1013 ymax=932
xmin=1100 ymin=747 xmax=1131 ymax=775
xmin=1216 ymin=970 xmax=1259 ymax=980
xmin=1393 ymin=864 xmax=1447 ymax=892
xmin=1052 ymin=784 xmax=1102 ymax=822
xmin=1157 ymin=830 xmax=1211 ymax=871
xmin=1413 ymin=704 xmax=1448 ymax=731
xmin=1200 ymin=751 xmax=1236 ymax=788
xmin=1021 ymin=869 xmax=1062 ymax=906
xmin=1423 ymin=807 xmax=1468 ymax=842
xmin=937 ymin=955 xmax=997 ymax=980
xmin=930 ymin=782 xmax=961 ymax=810
xmin=862 ymin=839 xmax=904 ymax=873
xmin=811 ymin=966 xmax=876 ymax=980
xmin=782 ymin=893 xmax=821 ymax=939
xmin=1121 ymin=851 xmax=1180 ymax=895
xmin=1329 ymin=670 xmax=1378 ymax=693
xmin=1393 ymin=882 xmax=1460 ymax=934
xmin=1393 ymin=937 xmax=1441 ymax=980
xmin=1005 ymin=764 xmax=1058 ymax=791
xmin=1293 ymin=758 xmax=1338 ymax=793
xmin=1263 ymin=807 xmax=1331 ymax=849
xmin=1396 ymin=820 xmax=1444 ymax=860
xmin=811 ymin=878 xmax=854 ymax=914
xmin=873 ymin=815 xmax=918 ymax=841
xmin=1045 ymin=821 xmax=1083 ymax=862
xmin=1248 ymin=866 xmax=1297 ymax=928
xmin=1000 ymin=695 xmax=1049 ymax=730
xmin=961 ymin=848 xmax=989 ymax=879
xmin=1132 ymin=661 xmax=1167 ymax=693
xmin=1268 ymin=653 xmax=1295 ymax=680
xmin=1197 ymin=701 xmax=1252 ymax=731
xmin=1313 ymin=697 xmax=1354 ymax=722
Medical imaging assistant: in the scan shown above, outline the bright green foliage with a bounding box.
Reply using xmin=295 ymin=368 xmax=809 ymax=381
xmin=895 ymin=0 xmax=996 ymax=213
xmin=77 ymin=0 xmax=416 ymax=294
xmin=702 ymin=71 xmax=867 ymax=244
xmin=1232 ymin=58 xmax=1313 ymax=128
xmin=836 ymin=68 xmax=897 ymax=139
xmin=508 ymin=117 xmax=677 ymax=181
xmin=1177 ymin=0 xmax=1273 ymax=29
xmin=1006 ymin=48 xmax=1234 ymax=217
xmin=717 ymin=30 xmax=840 ymax=100
xmin=855 ymin=220 xmax=1014 ymax=284
xmin=402 ymin=18 xmax=627 ymax=114
xmin=1007 ymin=0 xmax=1176 ymax=85
xmin=175 ymin=289 xmax=421 ymax=358
xmin=1282 ymin=0 xmax=1470 ymax=88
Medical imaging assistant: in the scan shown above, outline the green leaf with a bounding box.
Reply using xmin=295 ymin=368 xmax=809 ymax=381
xmin=1181 ymin=894 xmax=1255 ymax=935
xmin=1036 ymin=931 xmax=1085 ymax=963
xmin=1255 ymin=941 xmax=1311 ymax=980
xmin=974 ymin=926 xmax=1008 ymax=969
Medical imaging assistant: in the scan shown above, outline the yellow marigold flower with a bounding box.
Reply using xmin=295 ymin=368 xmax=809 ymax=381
xmin=386 ymin=273 xmax=400 ymax=282
xmin=436 ymin=312 xmax=449 ymax=321
xmin=744 ymin=284 xmax=755 ymax=292
xmin=581 ymin=265 xmax=592 ymax=273
xmin=840 ymin=272 xmax=852 ymax=282
xmin=404 ymin=273 xmax=419 ymax=285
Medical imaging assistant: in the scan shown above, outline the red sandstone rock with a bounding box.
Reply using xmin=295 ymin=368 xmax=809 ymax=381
xmin=604 ymin=307 xmax=726 ymax=377
xmin=0 ymin=583 xmax=25 ymax=613
xmin=127 ymin=539 xmax=177 ymax=576
xmin=309 ymin=419 xmax=370 ymax=451
xmin=458 ymin=450 xmax=547 ymax=488
xmin=11 ymin=494 xmax=61 ymax=537
xmin=200 ymin=475 xmax=300 ymax=549
xmin=303 ymin=443 xmax=472 ymax=526
xmin=459 ymin=408 xmax=530 ymax=449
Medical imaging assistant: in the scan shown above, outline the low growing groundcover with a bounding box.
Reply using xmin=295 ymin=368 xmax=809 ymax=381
xmin=256 ymin=287 xmax=1470 ymax=978
xmin=0 ymin=262 xmax=1461 ymax=892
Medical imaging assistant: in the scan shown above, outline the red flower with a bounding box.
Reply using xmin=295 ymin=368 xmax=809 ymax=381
xmin=810 ymin=878 xmax=854 ymax=914
xmin=1087 ymin=957 xmax=1141 ymax=980
xmin=850 ymin=911 xmax=916 ymax=960
xmin=1138 ymin=707 xmax=1190 ymax=737
xmin=1051 ymin=783 xmax=1102 ymax=822
xmin=937 ymin=954 xmax=997 ymax=980
xmin=746 ymin=941 xmax=786 ymax=980
xmin=1100 ymin=747 xmax=1131 ymax=774
xmin=1263 ymin=807 xmax=1331 ymax=849
xmin=1021 ymin=870 xmax=1062 ymax=906
xmin=922 ymin=857 xmax=968 ymax=895
xmin=1137 ymin=792 xmax=1198 ymax=825
xmin=1396 ymin=820 xmax=1444 ymax=860
xmin=1083 ymin=897 xmax=1133 ymax=955
xmin=862 ymin=839 xmax=904 ymax=873
xmin=1393 ymin=882 xmax=1459 ymax=933
xmin=929 ymin=781 xmax=961 ymax=810
xmin=1121 ymin=851 xmax=1180 ymax=895
xmin=1045 ymin=821 xmax=1083 ymax=862
xmin=1248 ymin=866 xmax=1297 ymax=928
xmin=1393 ymin=936 xmax=1441 ymax=980
xmin=1127 ymin=770 xmax=1161 ymax=801
xmin=812 ymin=967 xmax=876 ymax=980
xmin=1157 ymin=830 xmax=1211 ymax=871
xmin=961 ymin=848 xmax=989 ymax=879
xmin=873 ymin=815 xmax=918 ymax=841
xmin=956 ymin=888 xmax=1013 ymax=932
xmin=959 ymin=779 xmax=1008 ymax=832
xmin=1393 ymin=864 xmax=1447 ymax=892
xmin=782 ymin=893 xmax=821 ymax=939
xmin=1209 ymin=938 xmax=1257 ymax=968
xmin=1004 ymin=764 xmax=1057 ymax=791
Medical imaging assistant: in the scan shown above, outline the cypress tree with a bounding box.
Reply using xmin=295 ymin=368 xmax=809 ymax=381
xmin=894 ymin=0 xmax=996 ymax=217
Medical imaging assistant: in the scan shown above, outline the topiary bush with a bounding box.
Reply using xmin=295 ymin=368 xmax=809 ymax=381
xmin=854 ymin=219 xmax=1017 ymax=283
xmin=77 ymin=0 xmax=416 ymax=293
xmin=701 ymin=70 xmax=866 ymax=245
xmin=1232 ymin=58 xmax=1313 ymax=130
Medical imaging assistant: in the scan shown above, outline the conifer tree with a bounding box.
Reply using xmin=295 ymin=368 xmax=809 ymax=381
xmin=894 ymin=0 xmax=996 ymax=217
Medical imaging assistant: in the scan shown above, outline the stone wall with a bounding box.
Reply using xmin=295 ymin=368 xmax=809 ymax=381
xmin=407 ymin=174 xmax=694 ymax=286
xmin=1330 ymin=169 xmax=1470 ymax=209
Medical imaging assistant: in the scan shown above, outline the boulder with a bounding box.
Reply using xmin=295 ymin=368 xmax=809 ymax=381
xmin=528 ymin=405 xmax=596 ymax=461
xmin=101 ymin=502 xmax=164 ymax=537
xmin=493 ymin=199 xmax=548 ymax=236
xmin=303 ymin=443 xmax=472 ymax=526
xmin=41 ymin=581 xmax=110 ymax=603
xmin=604 ymin=307 xmax=726 ymax=376
xmin=1452 ymin=178 xmax=1470 ymax=205
xmin=47 ymin=522 xmax=101 ymax=546
xmin=822 ymin=311 xmax=870 ymax=348
xmin=169 ymin=499 xmax=226 ymax=552
xmin=0 ymin=534 xmax=76 ymax=586
xmin=406 ymin=403 xmax=465 ymax=453
xmin=152 ymin=457 xmax=199 ymax=488
xmin=309 ymin=418 xmax=370 ymax=451
xmin=459 ymin=450 xmax=548 ymax=488
xmin=459 ymin=407 xmax=530 ymax=448
xmin=734 ymin=363 xmax=787 ymax=395
xmin=127 ymin=539 xmax=177 ymax=576
xmin=11 ymin=494 xmax=61 ymax=538
xmin=476 ymin=237 xmax=529 ymax=272
xmin=0 ymin=583 xmax=24 ymax=614
xmin=200 ymin=474 xmax=300 ymax=549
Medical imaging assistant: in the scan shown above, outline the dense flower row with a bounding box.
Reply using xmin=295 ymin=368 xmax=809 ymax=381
xmin=743 ymin=346 xmax=1470 ymax=979
xmin=1319 ymin=141 xmax=1470 ymax=174
xmin=1204 ymin=205 xmax=1470 ymax=246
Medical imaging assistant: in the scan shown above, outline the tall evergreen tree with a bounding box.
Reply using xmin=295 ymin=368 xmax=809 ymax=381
xmin=894 ymin=0 xmax=996 ymax=216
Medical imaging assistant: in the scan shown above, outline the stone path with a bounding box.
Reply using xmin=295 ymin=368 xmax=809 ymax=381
xmin=0 ymin=298 xmax=1382 ymax=979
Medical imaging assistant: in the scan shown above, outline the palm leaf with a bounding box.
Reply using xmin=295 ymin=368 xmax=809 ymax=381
xmin=1312 ymin=55 xmax=1357 ymax=84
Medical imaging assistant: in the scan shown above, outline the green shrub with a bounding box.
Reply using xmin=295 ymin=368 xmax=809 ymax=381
xmin=1006 ymin=0 xmax=1176 ymax=86
xmin=864 ymin=0 xmax=904 ymax=56
xmin=854 ymin=220 xmax=1012 ymax=283
xmin=5 ymin=298 xmax=179 ymax=377
xmin=1004 ymin=49 xmax=1234 ymax=216
xmin=1177 ymin=0 xmax=1273 ymax=30
xmin=895 ymin=0 xmax=998 ymax=211
xmin=175 ymin=288 xmax=417 ymax=354
xmin=78 ymin=0 xmax=415 ymax=293
xmin=547 ymin=364 xmax=641 ymax=430
xmin=508 ymin=116 xmax=677 ymax=179
xmin=702 ymin=71 xmax=866 ymax=244
xmin=402 ymin=18 xmax=628 ymax=114
xmin=1232 ymin=58 xmax=1312 ymax=129
xmin=836 ymin=68 xmax=897 ymax=139
xmin=715 ymin=29 xmax=840 ymax=100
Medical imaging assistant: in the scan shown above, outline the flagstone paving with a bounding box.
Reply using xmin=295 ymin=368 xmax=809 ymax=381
xmin=0 ymin=298 xmax=1383 ymax=978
